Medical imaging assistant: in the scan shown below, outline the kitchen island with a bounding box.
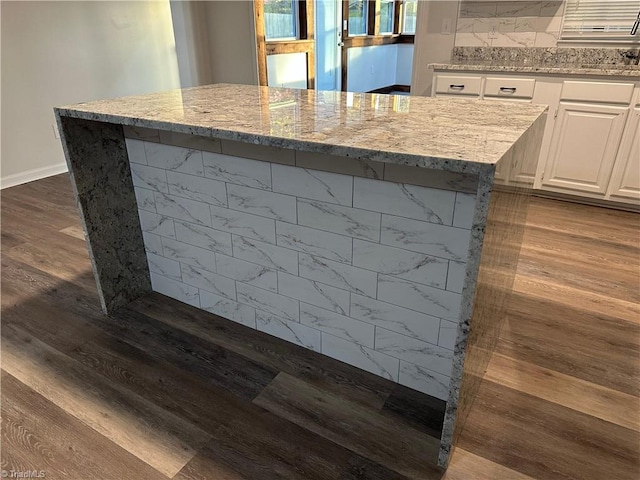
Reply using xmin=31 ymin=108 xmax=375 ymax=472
xmin=55 ymin=84 xmax=546 ymax=469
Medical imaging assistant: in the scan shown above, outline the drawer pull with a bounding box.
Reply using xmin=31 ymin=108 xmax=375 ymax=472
xmin=449 ymin=84 xmax=465 ymax=91
xmin=499 ymin=87 xmax=517 ymax=94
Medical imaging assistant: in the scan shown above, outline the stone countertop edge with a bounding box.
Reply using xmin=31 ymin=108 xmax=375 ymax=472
xmin=53 ymin=84 xmax=548 ymax=177
xmin=429 ymin=62 xmax=640 ymax=77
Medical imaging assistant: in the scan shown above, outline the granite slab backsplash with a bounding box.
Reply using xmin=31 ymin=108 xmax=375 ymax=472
xmin=452 ymin=47 xmax=640 ymax=67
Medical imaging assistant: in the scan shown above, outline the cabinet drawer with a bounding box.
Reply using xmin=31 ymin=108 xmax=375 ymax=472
xmin=561 ymin=81 xmax=634 ymax=104
xmin=435 ymin=75 xmax=482 ymax=96
xmin=484 ymin=77 xmax=536 ymax=99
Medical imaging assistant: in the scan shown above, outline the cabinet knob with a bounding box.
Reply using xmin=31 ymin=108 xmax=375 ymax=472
xmin=500 ymin=87 xmax=517 ymax=94
xmin=449 ymin=84 xmax=465 ymax=91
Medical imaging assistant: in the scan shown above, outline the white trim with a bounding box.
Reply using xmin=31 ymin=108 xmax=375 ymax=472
xmin=1 ymin=162 xmax=68 ymax=190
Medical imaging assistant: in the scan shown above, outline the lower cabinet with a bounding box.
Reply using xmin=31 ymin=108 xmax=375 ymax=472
xmin=607 ymin=107 xmax=640 ymax=201
xmin=540 ymin=102 xmax=629 ymax=196
xmin=432 ymin=70 xmax=640 ymax=207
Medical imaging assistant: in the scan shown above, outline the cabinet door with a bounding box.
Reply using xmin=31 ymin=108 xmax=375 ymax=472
xmin=541 ymin=102 xmax=628 ymax=195
xmin=607 ymin=107 xmax=640 ymax=201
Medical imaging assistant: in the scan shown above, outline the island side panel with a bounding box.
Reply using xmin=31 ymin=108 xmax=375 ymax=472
xmin=56 ymin=114 xmax=151 ymax=313
xmin=438 ymin=114 xmax=547 ymax=467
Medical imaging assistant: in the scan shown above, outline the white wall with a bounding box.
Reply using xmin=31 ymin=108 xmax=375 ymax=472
xmin=411 ymin=1 xmax=460 ymax=96
xmin=347 ymin=44 xmax=414 ymax=92
xmin=1 ymin=1 xmax=181 ymax=188
xmin=204 ymin=1 xmax=258 ymax=86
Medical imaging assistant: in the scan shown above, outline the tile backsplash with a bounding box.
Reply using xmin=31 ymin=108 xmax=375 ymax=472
xmin=456 ymin=1 xmax=565 ymax=48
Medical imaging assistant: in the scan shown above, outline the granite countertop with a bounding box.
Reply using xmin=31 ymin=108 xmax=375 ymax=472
xmin=55 ymin=84 xmax=547 ymax=175
xmin=429 ymin=62 xmax=640 ymax=77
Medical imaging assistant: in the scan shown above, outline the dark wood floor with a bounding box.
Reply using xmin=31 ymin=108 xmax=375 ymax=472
xmin=2 ymin=174 xmax=639 ymax=480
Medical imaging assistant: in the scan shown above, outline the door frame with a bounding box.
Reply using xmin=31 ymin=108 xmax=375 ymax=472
xmin=254 ymin=0 xmax=315 ymax=89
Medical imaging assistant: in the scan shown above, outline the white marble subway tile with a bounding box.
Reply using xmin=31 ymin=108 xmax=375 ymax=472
xmin=297 ymin=199 xmax=381 ymax=241
xmin=375 ymin=328 xmax=454 ymax=376
xmin=210 ymin=205 xmax=276 ymax=244
xmin=540 ymin=1 xmax=564 ymax=17
xmin=321 ymin=333 xmax=399 ymax=381
xmin=161 ymin=237 xmax=217 ymax=273
xmin=232 ymin=235 xmax=298 ymax=275
xmin=459 ymin=1 xmax=497 ymax=18
xmin=202 ymin=151 xmax=272 ymax=189
xmin=144 ymin=142 xmax=204 ymax=177
xmin=353 ymin=178 xmax=455 ymax=225
xmin=295 ymin=150 xmax=384 ymax=179
xmin=491 ymin=31 xmax=536 ymax=48
xmin=237 ymin=283 xmax=299 ymax=322
xmin=134 ymin=187 xmax=156 ymax=213
xmin=181 ymin=264 xmax=237 ymax=300
xmin=167 ymin=171 xmax=227 ymax=207
xmin=155 ymin=192 xmax=212 ymax=227
xmin=150 ymin=272 xmax=199 ymax=308
xmin=298 ymin=253 xmax=377 ymax=297
xmin=496 ymin=1 xmax=541 ymax=17
xmin=216 ymin=254 xmax=278 ymax=292
xmin=123 ymin=125 xmax=160 ymax=142
xmin=398 ymin=362 xmax=450 ymax=401
xmin=227 ymin=184 xmax=296 ymax=223
xmin=377 ymin=275 xmax=462 ymax=321
xmin=453 ymin=193 xmax=476 ymax=229
xmin=535 ymin=31 xmax=559 ymax=47
xmin=130 ymin=163 xmax=168 ymax=193
xmin=300 ymin=303 xmax=375 ymax=348
xmin=446 ymin=261 xmax=466 ymax=294
xmin=438 ymin=320 xmax=458 ymax=351
xmin=158 ymin=130 xmax=222 ymax=154
xmin=455 ymin=32 xmax=491 ymax=47
xmin=200 ymin=290 xmax=256 ymax=328
xmin=381 ymin=214 xmax=471 ymax=262
xmin=144 ymin=142 xmax=204 ymax=176
xmin=456 ymin=18 xmax=474 ymax=33
xmin=256 ymin=311 xmax=321 ymax=351
xmin=146 ymin=252 xmax=181 ymax=280
xmin=352 ymin=240 xmax=448 ymax=289
xmin=271 ymin=164 xmax=353 ymax=206
xmin=174 ymin=220 xmax=232 ymax=255
xmin=350 ymin=294 xmax=440 ymax=342
xmin=276 ymin=222 xmax=352 ymax=264
xmin=220 ymin=139 xmax=295 ymax=165
xmin=125 ymin=138 xmax=147 ymax=164
xmin=142 ymin=232 xmax=163 ymax=255
xmin=383 ymin=164 xmax=478 ymax=194
xmin=278 ymin=272 xmax=350 ymax=315
xmin=138 ymin=210 xmax=176 ymax=239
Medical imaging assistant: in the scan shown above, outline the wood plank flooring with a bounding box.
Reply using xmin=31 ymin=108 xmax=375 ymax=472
xmin=2 ymin=174 xmax=639 ymax=479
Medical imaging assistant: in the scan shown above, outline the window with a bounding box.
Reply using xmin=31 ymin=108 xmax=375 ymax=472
xmin=380 ymin=0 xmax=395 ymax=34
xmin=264 ymin=0 xmax=298 ymax=40
xmin=561 ymin=0 xmax=640 ymax=40
xmin=348 ymin=0 xmax=368 ymax=35
xmin=402 ymin=0 xmax=418 ymax=34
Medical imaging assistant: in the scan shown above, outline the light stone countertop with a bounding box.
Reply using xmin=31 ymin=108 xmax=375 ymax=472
xmin=429 ymin=62 xmax=640 ymax=77
xmin=55 ymin=83 xmax=547 ymax=175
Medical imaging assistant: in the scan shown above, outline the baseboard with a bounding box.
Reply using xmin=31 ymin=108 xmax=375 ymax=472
xmin=1 ymin=162 xmax=69 ymax=190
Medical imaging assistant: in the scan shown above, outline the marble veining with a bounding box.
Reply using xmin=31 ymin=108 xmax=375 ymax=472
xmin=55 ymin=84 xmax=547 ymax=174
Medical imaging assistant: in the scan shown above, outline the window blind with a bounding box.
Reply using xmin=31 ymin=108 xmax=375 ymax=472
xmin=561 ymin=0 xmax=640 ymax=39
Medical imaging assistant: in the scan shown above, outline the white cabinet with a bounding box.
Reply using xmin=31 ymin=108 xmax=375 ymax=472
xmin=431 ymin=70 xmax=639 ymax=208
xmin=608 ymin=107 xmax=640 ymax=201
xmin=540 ymin=102 xmax=629 ymax=195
